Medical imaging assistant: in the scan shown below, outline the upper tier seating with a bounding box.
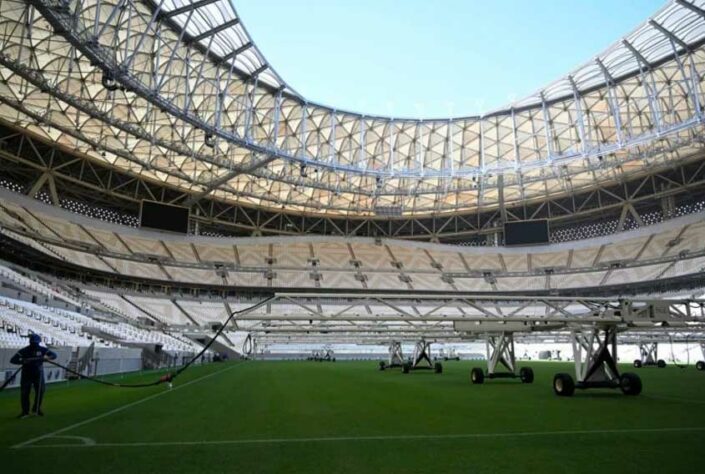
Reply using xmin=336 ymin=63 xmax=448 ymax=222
xmin=1 ymin=192 xmax=705 ymax=292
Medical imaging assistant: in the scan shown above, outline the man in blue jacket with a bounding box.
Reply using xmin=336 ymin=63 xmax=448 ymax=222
xmin=10 ymin=334 xmax=57 ymax=418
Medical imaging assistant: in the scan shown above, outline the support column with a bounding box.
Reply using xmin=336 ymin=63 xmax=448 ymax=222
xmin=660 ymin=183 xmax=676 ymax=219
xmin=486 ymin=332 xmax=516 ymax=376
xmin=324 ymin=348 xmax=335 ymax=362
xmin=401 ymin=339 xmax=442 ymax=374
xmin=379 ymin=341 xmax=404 ymax=370
xmin=470 ymin=332 xmax=533 ymax=384
xmin=696 ymin=343 xmax=705 ymax=371
xmin=389 ymin=341 xmax=404 ymax=367
xmin=572 ymin=326 xmax=620 ymax=386
xmin=634 ymin=342 xmax=665 ymax=368
xmin=553 ymin=325 xmax=642 ymax=396
xmin=411 ymin=339 xmax=433 ymax=369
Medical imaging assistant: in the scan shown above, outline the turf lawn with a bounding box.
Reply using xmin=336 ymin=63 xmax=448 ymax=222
xmin=1 ymin=360 xmax=704 ymax=473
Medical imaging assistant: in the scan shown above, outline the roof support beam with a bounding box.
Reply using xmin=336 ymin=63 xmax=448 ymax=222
xmin=622 ymin=39 xmax=663 ymax=132
xmin=649 ymin=19 xmax=689 ymax=50
xmin=622 ymin=39 xmax=651 ymax=71
xmin=568 ymin=75 xmax=588 ymax=155
xmin=250 ymin=63 xmax=269 ymax=78
xmin=651 ymin=19 xmax=702 ymax=121
xmin=675 ymin=0 xmax=705 ymax=19
xmin=220 ymin=42 xmax=253 ymax=63
xmin=595 ymin=58 xmax=624 ymax=145
xmin=164 ymin=0 xmax=221 ymax=19
xmin=190 ymin=18 xmax=240 ymax=43
xmin=182 ymin=155 xmax=279 ymax=207
xmin=595 ymin=58 xmax=616 ymax=84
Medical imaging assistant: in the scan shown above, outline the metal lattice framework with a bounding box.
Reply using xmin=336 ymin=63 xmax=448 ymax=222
xmin=4 ymin=123 xmax=705 ymax=241
xmin=1 ymin=0 xmax=705 ymax=218
xmin=229 ymin=293 xmax=705 ymax=343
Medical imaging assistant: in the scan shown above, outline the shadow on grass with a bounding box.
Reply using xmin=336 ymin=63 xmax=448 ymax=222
xmin=558 ymin=392 xmax=630 ymax=399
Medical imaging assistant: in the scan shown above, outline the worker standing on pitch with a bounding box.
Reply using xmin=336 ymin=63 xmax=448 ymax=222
xmin=10 ymin=334 xmax=57 ymax=418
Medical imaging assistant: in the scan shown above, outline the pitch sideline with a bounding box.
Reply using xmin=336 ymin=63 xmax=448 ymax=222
xmin=12 ymin=362 xmax=245 ymax=449
xmin=15 ymin=426 xmax=705 ymax=449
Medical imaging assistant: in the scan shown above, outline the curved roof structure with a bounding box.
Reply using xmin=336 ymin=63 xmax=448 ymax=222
xmin=1 ymin=0 xmax=705 ymax=217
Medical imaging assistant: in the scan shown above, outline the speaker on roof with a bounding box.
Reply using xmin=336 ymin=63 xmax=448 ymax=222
xmin=139 ymin=200 xmax=189 ymax=234
xmin=504 ymin=220 xmax=549 ymax=246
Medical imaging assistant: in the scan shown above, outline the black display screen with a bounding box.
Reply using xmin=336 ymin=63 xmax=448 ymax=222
xmin=140 ymin=200 xmax=189 ymax=234
xmin=504 ymin=220 xmax=549 ymax=246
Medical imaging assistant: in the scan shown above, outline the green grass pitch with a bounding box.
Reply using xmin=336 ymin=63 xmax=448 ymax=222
xmin=1 ymin=360 xmax=704 ymax=473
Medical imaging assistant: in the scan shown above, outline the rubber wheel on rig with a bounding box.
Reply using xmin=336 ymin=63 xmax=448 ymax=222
xmin=657 ymin=359 xmax=666 ymax=368
xmin=402 ymin=362 xmax=411 ymax=374
xmin=620 ymin=372 xmax=642 ymax=396
xmin=379 ymin=361 xmax=386 ymax=371
xmin=470 ymin=367 xmax=484 ymax=384
xmin=434 ymin=362 xmax=443 ymax=374
xmin=696 ymin=361 xmax=705 ymax=371
xmin=553 ymin=373 xmax=575 ymax=397
xmin=519 ymin=367 xmax=534 ymax=384
xmin=633 ymin=360 xmax=642 ymax=368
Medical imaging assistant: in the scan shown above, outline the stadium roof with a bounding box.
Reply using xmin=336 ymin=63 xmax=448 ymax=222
xmin=1 ymin=0 xmax=705 ymax=217
xmin=155 ymin=0 xmax=705 ymax=113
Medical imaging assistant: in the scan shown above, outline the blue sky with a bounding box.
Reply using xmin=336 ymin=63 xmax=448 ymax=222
xmin=236 ymin=0 xmax=665 ymax=118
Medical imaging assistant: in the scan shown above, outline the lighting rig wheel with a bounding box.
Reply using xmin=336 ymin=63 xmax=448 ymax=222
xmin=553 ymin=373 xmax=575 ymax=397
xmin=657 ymin=359 xmax=666 ymax=368
xmin=619 ymin=373 xmax=642 ymax=396
xmin=434 ymin=362 xmax=443 ymax=374
xmin=402 ymin=362 xmax=411 ymax=374
xmin=695 ymin=361 xmax=705 ymax=371
xmin=633 ymin=360 xmax=642 ymax=368
xmin=519 ymin=367 xmax=534 ymax=384
xmin=379 ymin=361 xmax=386 ymax=371
xmin=470 ymin=367 xmax=484 ymax=384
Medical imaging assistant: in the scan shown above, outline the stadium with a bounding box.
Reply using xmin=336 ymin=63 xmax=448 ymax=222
xmin=0 ymin=0 xmax=705 ymax=472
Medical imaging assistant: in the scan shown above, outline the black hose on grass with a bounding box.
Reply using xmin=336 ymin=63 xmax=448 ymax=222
xmin=28 ymin=358 xmax=168 ymax=389
xmin=172 ymin=295 xmax=275 ymax=378
xmin=0 ymin=295 xmax=274 ymax=391
xmin=0 ymin=366 xmax=22 ymax=391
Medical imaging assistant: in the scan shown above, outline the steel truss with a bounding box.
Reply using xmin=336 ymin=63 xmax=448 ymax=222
xmin=1 ymin=0 xmax=705 ymax=217
xmin=411 ymin=339 xmax=433 ymax=369
xmin=552 ymin=325 xmax=644 ymax=396
xmin=572 ymin=326 xmax=622 ymax=388
xmin=486 ymin=333 xmax=517 ymax=376
xmin=469 ymin=332 xmax=534 ymax=384
xmin=515 ymin=329 xmax=705 ymax=345
xmin=309 ymin=348 xmax=335 ymax=362
xmin=379 ymin=341 xmax=404 ymax=370
xmin=633 ymin=342 xmax=667 ymax=368
xmin=232 ymin=294 xmax=705 ymax=344
xmin=398 ymin=339 xmax=442 ymax=373
xmin=3 ymin=124 xmax=705 ymax=241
